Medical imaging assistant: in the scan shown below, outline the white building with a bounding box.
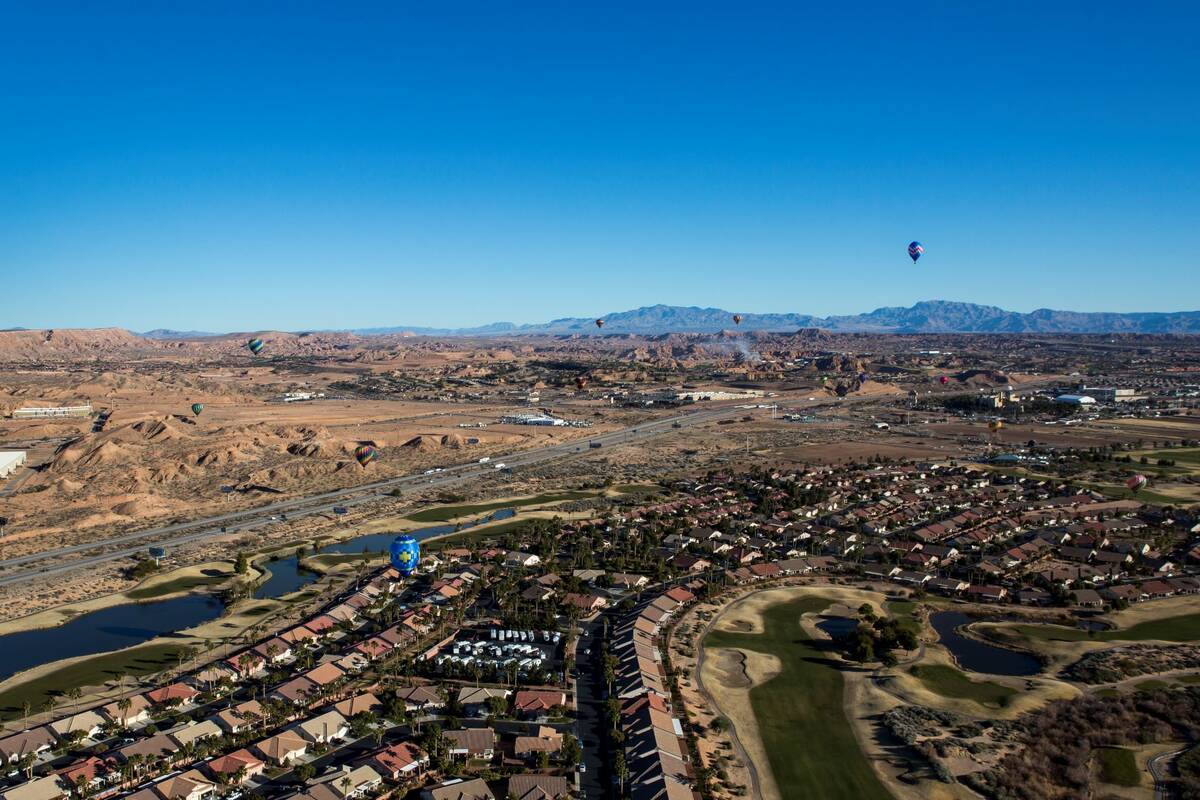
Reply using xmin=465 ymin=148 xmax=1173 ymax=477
xmin=11 ymin=404 xmax=92 ymax=419
xmin=0 ymin=451 xmax=26 ymax=479
xmin=1055 ymin=394 xmax=1097 ymax=406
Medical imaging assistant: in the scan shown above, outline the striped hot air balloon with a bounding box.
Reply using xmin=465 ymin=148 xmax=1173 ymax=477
xmin=908 ymin=241 xmax=924 ymax=263
xmin=353 ymin=444 xmax=377 ymax=467
xmin=1126 ymin=474 xmax=1148 ymax=493
xmin=733 ymin=314 xmax=742 ymax=326
xmin=389 ymin=534 xmax=420 ymax=576
xmin=247 ymin=338 xmax=265 ymax=355
xmin=190 ymin=403 xmax=204 ymax=417
xmin=594 ymin=319 xmax=605 ymax=329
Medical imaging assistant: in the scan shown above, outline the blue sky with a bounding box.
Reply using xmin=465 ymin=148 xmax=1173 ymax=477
xmin=2 ymin=2 xmax=1197 ymax=331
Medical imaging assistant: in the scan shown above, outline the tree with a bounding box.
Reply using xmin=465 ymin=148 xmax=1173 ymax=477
xmin=235 ymin=551 xmax=250 ymax=575
xmin=614 ymin=750 xmax=629 ymax=793
xmin=294 ymin=763 xmax=316 ymax=784
xmin=560 ymin=733 xmax=581 ymax=766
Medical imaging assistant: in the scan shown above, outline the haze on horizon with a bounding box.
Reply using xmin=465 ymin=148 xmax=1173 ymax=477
xmin=2 ymin=3 xmax=1198 ymax=332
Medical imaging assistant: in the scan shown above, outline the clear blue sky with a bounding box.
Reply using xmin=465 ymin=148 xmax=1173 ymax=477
xmin=2 ymin=2 xmax=1197 ymax=332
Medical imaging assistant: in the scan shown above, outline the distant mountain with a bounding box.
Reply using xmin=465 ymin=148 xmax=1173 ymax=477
xmin=140 ymin=329 xmax=220 ymax=339
xmin=346 ymin=301 xmax=1200 ymax=336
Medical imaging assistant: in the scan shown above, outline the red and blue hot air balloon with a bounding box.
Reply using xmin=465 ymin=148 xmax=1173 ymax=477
xmin=908 ymin=241 xmax=924 ymax=263
xmin=390 ymin=534 xmax=420 ymax=576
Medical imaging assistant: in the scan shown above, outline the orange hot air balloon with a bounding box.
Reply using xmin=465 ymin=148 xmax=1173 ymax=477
xmin=575 ymin=376 xmax=588 ymax=389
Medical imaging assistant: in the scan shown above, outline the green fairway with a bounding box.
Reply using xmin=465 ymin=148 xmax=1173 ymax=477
xmin=909 ymin=664 xmax=1016 ymax=708
xmin=1096 ymin=746 xmax=1139 ymax=786
xmin=886 ymin=599 xmax=922 ymax=636
xmin=1007 ymin=612 xmax=1200 ymax=644
xmin=0 ymin=642 xmax=190 ymax=720
xmin=126 ymin=572 xmax=229 ymax=600
xmin=422 ymin=518 xmax=541 ymax=550
xmin=1134 ymin=679 xmax=1169 ymax=692
xmin=704 ymin=596 xmax=892 ymax=800
xmin=405 ymin=491 xmax=596 ymax=523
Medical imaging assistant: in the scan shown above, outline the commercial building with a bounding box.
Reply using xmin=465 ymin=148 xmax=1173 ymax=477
xmin=11 ymin=404 xmax=92 ymax=419
xmin=0 ymin=451 xmax=26 ymax=479
xmin=1054 ymin=394 xmax=1097 ymax=406
xmin=1081 ymin=387 xmax=1145 ymax=403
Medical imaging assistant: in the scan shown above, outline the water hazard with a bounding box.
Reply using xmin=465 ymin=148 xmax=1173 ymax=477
xmin=930 ymin=611 xmax=1042 ymax=676
xmin=0 ymin=594 xmax=224 ymax=683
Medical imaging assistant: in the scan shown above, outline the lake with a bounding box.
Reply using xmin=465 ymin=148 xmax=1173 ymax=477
xmin=0 ymin=594 xmax=224 ymax=683
xmin=930 ymin=611 xmax=1042 ymax=676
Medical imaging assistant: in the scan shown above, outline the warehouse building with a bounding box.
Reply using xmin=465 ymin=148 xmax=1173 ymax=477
xmin=11 ymin=403 xmax=92 ymax=419
xmin=0 ymin=451 xmax=27 ymax=479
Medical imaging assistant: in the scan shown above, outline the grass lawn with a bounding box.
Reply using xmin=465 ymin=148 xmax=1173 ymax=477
xmin=1007 ymin=613 xmax=1200 ymax=644
xmin=1177 ymin=674 xmax=1200 ymax=685
xmin=405 ymin=491 xmax=595 ymax=522
xmin=126 ymin=572 xmax=229 ymax=600
xmin=886 ymin=600 xmax=922 ymax=636
xmin=422 ymin=518 xmax=539 ymax=550
xmin=1135 ymin=679 xmax=1169 ymax=692
xmin=704 ymin=596 xmax=892 ymax=800
xmin=909 ymin=664 xmax=1016 ymax=709
xmin=1096 ymin=746 xmax=1140 ymax=787
xmin=0 ymin=642 xmax=189 ymax=720
xmin=1094 ymin=688 xmax=1121 ymax=698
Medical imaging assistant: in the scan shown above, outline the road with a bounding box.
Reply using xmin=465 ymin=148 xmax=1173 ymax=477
xmin=0 ymin=396 xmax=851 ymax=587
xmin=1149 ymin=747 xmax=1183 ymax=800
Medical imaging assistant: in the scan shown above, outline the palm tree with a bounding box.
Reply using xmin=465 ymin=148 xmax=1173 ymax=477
xmin=116 ymin=697 xmax=132 ymax=727
xmin=66 ymin=687 xmax=83 ymax=717
xmin=339 ymin=776 xmax=352 ymax=799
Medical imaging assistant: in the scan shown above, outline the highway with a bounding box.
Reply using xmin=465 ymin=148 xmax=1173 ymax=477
xmin=0 ymin=397 xmax=842 ymax=587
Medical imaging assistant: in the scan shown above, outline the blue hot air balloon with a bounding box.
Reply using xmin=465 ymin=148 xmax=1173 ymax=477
xmin=247 ymin=338 xmax=265 ymax=355
xmin=390 ymin=534 xmax=420 ymax=576
xmin=907 ymin=241 xmax=924 ymax=263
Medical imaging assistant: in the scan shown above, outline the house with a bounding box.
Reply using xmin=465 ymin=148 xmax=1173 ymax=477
xmin=333 ymin=692 xmax=382 ymax=719
xmin=101 ymin=694 xmax=152 ymax=728
xmin=506 ymin=775 xmax=572 ymax=800
xmin=394 ymin=685 xmax=444 ymax=714
xmin=153 ymin=770 xmax=215 ymax=800
xmin=513 ymin=727 xmax=563 ymax=760
xmin=1071 ymin=588 xmax=1104 ymax=608
xmin=610 ymin=573 xmax=649 ymax=591
xmin=272 ymin=677 xmax=318 ymax=705
xmin=512 ymin=690 xmax=566 ymax=720
xmin=145 ymin=683 xmax=199 ymax=707
xmin=116 ymin=733 xmax=180 ymax=765
xmin=420 ymin=778 xmax=495 ymax=800
xmin=302 ymin=662 xmax=346 ymax=689
xmin=293 ymin=710 xmax=349 ymax=744
xmin=443 ymin=728 xmax=496 ymax=760
xmin=505 ymin=552 xmax=541 ymax=568
xmin=368 ymin=742 xmax=429 ymax=781
xmin=308 ymin=765 xmax=382 ymax=799
xmin=456 ymin=687 xmax=509 ymax=718
xmin=167 ymin=720 xmax=223 ymax=749
xmin=252 ymin=638 xmax=294 ymax=664
xmin=0 ymin=776 xmax=67 ymax=800
xmin=213 ymin=700 xmax=264 ymax=734
xmin=254 ymin=732 xmax=308 ymax=765
xmin=965 ymin=585 xmax=1007 ymax=603
xmin=669 ymin=554 xmax=710 ymax=573
xmin=47 ymin=711 xmax=105 ymax=742
xmin=562 ymin=592 xmax=608 ymax=615
xmin=56 ymin=756 xmax=115 ymax=794
xmin=204 ymin=750 xmax=265 ymax=784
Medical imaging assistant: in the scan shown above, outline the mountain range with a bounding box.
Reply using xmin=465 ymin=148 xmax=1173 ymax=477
xmin=138 ymin=300 xmax=1200 ymax=339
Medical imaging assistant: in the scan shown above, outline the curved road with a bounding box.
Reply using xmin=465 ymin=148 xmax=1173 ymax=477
xmin=0 ymin=396 xmax=853 ymax=587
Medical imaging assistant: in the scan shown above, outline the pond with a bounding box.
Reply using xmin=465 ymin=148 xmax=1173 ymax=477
xmin=930 ymin=611 xmax=1042 ymax=676
xmin=254 ymin=508 xmax=518 ymax=599
xmin=0 ymin=594 xmax=224 ymax=683
xmin=815 ymin=615 xmax=860 ymax=639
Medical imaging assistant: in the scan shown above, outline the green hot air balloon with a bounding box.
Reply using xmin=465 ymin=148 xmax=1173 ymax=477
xmin=247 ymin=338 xmax=265 ymax=355
xmin=190 ymin=403 xmax=204 ymax=417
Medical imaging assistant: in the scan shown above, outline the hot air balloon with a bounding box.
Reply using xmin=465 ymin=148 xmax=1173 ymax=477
xmin=190 ymin=403 xmax=204 ymax=417
xmin=247 ymin=338 xmax=265 ymax=355
xmin=353 ymin=444 xmax=377 ymax=467
xmin=389 ymin=534 xmax=420 ymax=576
xmin=908 ymin=241 xmax=924 ymax=263
xmin=733 ymin=314 xmax=742 ymax=326
xmin=858 ymin=372 xmax=869 ymax=384
xmin=1126 ymin=474 xmax=1148 ymax=493
xmin=988 ymin=420 xmax=1003 ymax=432
xmin=939 ymin=376 xmax=949 ymax=385
xmin=574 ymin=376 xmax=588 ymax=390
xmin=594 ymin=319 xmax=605 ymax=329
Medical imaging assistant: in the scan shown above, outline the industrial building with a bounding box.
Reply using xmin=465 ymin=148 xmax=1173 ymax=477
xmin=1055 ymin=394 xmax=1097 ymax=406
xmin=11 ymin=403 xmax=92 ymax=419
xmin=0 ymin=451 xmax=27 ymax=479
